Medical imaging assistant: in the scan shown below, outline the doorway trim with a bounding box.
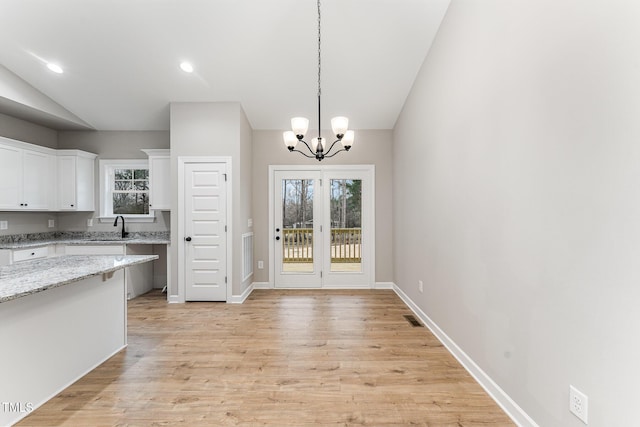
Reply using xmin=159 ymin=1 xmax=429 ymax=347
xmin=177 ymin=156 xmax=233 ymax=303
xmin=268 ymin=164 xmax=376 ymax=288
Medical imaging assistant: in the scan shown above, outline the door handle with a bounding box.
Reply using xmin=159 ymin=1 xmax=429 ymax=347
xmin=185 ymin=236 xmax=192 ymax=242
xmin=276 ymin=228 xmax=280 ymax=232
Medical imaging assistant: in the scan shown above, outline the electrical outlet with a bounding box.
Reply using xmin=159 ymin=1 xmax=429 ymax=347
xmin=418 ymin=280 xmax=423 ymax=293
xmin=570 ymin=385 xmax=588 ymax=424
xmin=87 ymin=218 xmax=93 ymax=227
xmin=0 ymin=221 xmax=7 ymax=230
xmin=48 ymin=219 xmax=55 ymax=228
xmin=258 ymin=260 xmax=264 ymax=269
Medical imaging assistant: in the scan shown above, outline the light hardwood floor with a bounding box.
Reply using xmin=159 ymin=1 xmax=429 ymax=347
xmin=17 ymin=289 xmax=514 ymax=426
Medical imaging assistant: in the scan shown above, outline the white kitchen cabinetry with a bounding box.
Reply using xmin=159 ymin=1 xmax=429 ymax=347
xmin=0 ymin=137 xmax=55 ymax=210
xmin=0 ymin=245 xmax=54 ymax=266
xmin=141 ymin=149 xmax=170 ymax=210
xmin=57 ymin=150 xmax=97 ymax=211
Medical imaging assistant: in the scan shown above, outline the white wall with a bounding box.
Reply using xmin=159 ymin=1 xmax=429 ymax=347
xmin=393 ymin=1 xmax=640 ymax=426
xmin=251 ymin=129 xmax=394 ymax=284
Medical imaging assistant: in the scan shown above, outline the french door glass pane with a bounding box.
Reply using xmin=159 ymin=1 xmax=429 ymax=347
xmin=282 ymin=179 xmax=314 ymax=273
xmin=330 ymin=179 xmax=362 ymax=272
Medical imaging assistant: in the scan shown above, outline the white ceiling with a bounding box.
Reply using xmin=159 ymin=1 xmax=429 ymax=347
xmin=0 ymin=0 xmax=450 ymax=131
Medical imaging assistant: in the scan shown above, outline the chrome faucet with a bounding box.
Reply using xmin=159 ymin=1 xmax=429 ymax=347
xmin=113 ymin=215 xmax=128 ymax=239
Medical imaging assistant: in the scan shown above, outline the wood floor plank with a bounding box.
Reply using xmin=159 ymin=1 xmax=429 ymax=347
xmin=16 ymin=289 xmax=514 ymax=426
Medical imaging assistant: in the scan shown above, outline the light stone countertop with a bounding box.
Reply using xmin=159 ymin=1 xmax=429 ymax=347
xmin=0 ymin=232 xmax=170 ymax=249
xmin=0 ymin=255 xmax=159 ymax=303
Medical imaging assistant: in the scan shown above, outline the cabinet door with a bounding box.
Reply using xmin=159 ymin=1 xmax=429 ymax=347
xmin=23 ymin=150 xmax=54 ymax=210
xmin=0 ymin=144 xmax=21 ymax=209
xmin=58 ymin=156 xmax=77 ymax=209
xmin=149 ymin=156 xmax=170 ymax=210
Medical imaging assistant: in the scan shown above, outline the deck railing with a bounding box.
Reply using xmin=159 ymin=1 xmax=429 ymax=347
xmin=283 ymin=228 xmax=362 ymax=263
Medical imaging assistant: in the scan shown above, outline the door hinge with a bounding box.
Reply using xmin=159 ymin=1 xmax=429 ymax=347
xmin=223 ymin=173 xmax=227 ymax=182
xmin=320 ymin=271 xmax=323 ymax=278
xmin=319 ymin=179 xmax=322 ymax=186
xmin=320 ymin=225 xmax=323 ymax=232
xmin=225 ymin=225 xmax=227 ymax=232
xmin=225 ymin=276 xmax=227 ymax=283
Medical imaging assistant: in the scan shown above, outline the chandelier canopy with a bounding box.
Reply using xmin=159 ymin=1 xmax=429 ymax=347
xmin=283 ymin=0 xmax=354 ymax=161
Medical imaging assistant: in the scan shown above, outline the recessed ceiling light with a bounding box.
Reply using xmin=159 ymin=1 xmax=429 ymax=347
xmin=46 ymin=63 xmax=63 ymax=74
xmin=180 ymin=62 xmax=194 ymax=73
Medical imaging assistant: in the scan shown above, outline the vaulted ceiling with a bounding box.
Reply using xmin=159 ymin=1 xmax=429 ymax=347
xmin=0 ymin=0 xmax=450 ymax=131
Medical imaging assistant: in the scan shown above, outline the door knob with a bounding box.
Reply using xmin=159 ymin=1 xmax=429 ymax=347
xmin=185 ymin=236 xmax=192 ymax=242
xmin=276 ymin=228 xmax=280 ymax=232
xmin=275 ymin=236 xmax=280 ymax=240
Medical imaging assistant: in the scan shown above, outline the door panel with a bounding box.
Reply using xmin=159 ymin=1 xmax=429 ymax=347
xmin=185 ymin=163 xmax=227 ymax=301
xmin=274 ymin=171 xmax=322 ymax=288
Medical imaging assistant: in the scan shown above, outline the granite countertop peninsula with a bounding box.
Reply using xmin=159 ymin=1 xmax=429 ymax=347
xmin=0 ymin=254 xmax=159 ymax=303
xmin=0 ymin=231 xmax=170 ymax=249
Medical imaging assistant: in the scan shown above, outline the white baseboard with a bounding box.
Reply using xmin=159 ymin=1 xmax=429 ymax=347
xmin=252 ymin=281 xmax=271 ymax=289
xmin=392 ymin=285 xmax=538 ymax=427
xmin=374 ymin=281 xmax=395 ymax=289
xmin=228 ymin=284 xmax=255 ymax=304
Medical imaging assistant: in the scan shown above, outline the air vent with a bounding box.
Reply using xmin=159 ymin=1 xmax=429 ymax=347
xmin=403 ymin=314 xmax=423 ymax=327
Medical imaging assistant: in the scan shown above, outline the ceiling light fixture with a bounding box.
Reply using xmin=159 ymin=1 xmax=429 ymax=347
xmin=180 ymin=62 xmax=194 ymax=73
xmin=283 ymin=0 xmax=354 ymax=161
xmin=46 ymin=63 xmax=63 ymax=74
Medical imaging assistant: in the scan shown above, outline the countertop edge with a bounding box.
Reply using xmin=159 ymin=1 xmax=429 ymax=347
xmin=0 ymin=255 xmax=159 ymax=304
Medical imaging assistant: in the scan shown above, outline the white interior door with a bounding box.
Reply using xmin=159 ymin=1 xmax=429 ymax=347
xmin=184 ymin=162 xmax=227 ymax=301
xmin=274 ymin=170 xmax=322 ymax=288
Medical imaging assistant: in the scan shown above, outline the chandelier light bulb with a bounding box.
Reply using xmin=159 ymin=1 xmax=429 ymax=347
xmin=283 ymin=131 xmax=298 ymax=149
xmin=291 ymin=117 xmax=309 ymax=138
xmin=331 ymin=116 xmax=349 ymax=138
xmin=341 ymin=130 xmax=355 ymax=149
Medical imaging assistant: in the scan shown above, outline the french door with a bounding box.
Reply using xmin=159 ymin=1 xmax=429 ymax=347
xmin=271 ymin=166 xmax=374 ymax=288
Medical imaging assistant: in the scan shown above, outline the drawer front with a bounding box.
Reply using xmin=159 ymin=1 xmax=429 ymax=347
xmin=64 ymin=245 xmax=125 ymax=255
xmin=13 ymin=246 xmax=49 ymax=263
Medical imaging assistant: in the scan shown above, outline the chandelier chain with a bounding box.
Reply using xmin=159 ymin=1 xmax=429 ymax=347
xmin=317 ymin=0 xmax=321 ymax=98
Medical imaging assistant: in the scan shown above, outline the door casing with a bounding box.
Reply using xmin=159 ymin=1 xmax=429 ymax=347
xmin=177 ymin=156 xmax=232 ymax=303
xmin=269 ymin=164 xmax=376 ymax=288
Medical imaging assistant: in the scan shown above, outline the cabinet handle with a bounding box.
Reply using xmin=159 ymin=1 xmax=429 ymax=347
xmin=70 ymin=204 xmax=74 ymax=207
xmin=185 ymin=237 xmax=192 ymax=242
xmin=31 ymin=252 xmax=35 ymax=256
xmin=20 ymin=203 xmax=24 ymax=206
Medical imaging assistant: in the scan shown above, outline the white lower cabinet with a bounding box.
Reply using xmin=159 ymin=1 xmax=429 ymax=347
xmin=0 ymin=246 xmax=54 ymax=266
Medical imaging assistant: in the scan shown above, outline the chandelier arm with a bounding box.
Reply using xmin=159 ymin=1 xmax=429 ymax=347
xmin=322 ymin=138 xmax=343 ymax=157
xmin=323 ymin=147 xmax=348 ymax=159
xmin=289 ymin=147 xmax=316 ymax=159
xmin=297 ymin=139 xmax=316 ymax=155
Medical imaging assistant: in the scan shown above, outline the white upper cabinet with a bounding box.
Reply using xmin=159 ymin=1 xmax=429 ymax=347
xmin=141 ymin=149 xmax=170 ymax=210
xmin=0 ymin=136 xmax=96 ymax=212
xmin=57 ymin=150 xmax=97 ymax=211
xmin=0 ymin=137 xmax=55 ymax=211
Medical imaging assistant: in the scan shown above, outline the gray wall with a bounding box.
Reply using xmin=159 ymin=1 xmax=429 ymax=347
xmin=393 ymin=0 xmax=640 ymax=425
xmin=251 ymin=129 xmax=393 ymax=284
xmin=57 ymin=131 xmax=170 ymax=233
xmin=169 ymin=102 xmax=252 ymax=298
xmin=0 ymin=113 xmax=58 ymax=235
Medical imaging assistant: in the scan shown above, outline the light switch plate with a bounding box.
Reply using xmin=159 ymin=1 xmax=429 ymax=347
xmin=248 ymin=218 xmax=253 ymax=227
xmin=48 ymin=219 xmax=55 ymax=228
xmin=87 ymin=218 xmax=93 ymax=227
xmin=0 ymin=221 xmax=7 ymax=230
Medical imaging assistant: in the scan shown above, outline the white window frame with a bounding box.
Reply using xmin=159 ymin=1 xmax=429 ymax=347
xmin=98 ymin=159 xmax=155 ymax=223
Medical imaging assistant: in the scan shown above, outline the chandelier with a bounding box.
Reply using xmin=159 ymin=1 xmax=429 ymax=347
xmin=283 ymin=0 xmax=355 ymax=161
